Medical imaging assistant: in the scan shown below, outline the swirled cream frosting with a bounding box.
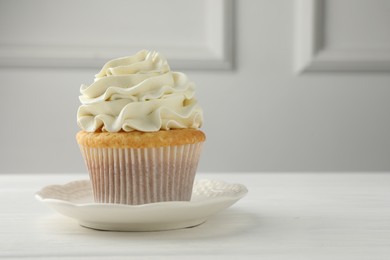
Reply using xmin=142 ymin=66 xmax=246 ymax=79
xmin=77 ymin=50 xmax=203 ymax=132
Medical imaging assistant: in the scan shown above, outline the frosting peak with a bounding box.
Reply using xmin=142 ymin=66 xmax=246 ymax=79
xmin=77 ymin=50 xmax=203 ymax=132
xmin=95 ymin=50 xmax=170 ymax=78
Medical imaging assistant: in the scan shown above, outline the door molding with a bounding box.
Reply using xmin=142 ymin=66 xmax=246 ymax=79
xmin=295 ymin=0 xmax=390 ymax=73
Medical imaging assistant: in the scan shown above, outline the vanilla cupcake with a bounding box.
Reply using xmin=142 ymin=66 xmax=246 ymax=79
xmin=76 ymin=50 xmax=205 ymax=205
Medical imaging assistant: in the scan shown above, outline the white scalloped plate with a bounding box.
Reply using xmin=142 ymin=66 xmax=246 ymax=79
xmin=35 ymin=179 xmax=248 ymax=231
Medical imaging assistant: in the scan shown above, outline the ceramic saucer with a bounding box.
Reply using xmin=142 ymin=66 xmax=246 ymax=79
xmin=36 ymin=179 xmax=248 ymax=231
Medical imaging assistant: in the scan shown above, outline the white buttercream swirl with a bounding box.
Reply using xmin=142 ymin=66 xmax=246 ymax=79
xmin=77 ymin=50 xmax=203 ymax=132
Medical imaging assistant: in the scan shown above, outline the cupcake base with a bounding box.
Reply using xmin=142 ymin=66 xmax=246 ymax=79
xmin=79 ymin=143 xmax=203 ymax=205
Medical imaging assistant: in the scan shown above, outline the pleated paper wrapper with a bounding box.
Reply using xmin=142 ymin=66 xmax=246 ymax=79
xmin=79 ymin=143 xmax=203 ymax=205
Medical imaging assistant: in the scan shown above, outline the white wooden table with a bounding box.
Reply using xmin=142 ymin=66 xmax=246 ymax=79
xmin=1 ymin=172 xmax=390 ymax=259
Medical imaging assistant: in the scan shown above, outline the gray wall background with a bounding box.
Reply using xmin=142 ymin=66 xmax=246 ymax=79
xmin=1 ymin=0 xmax=390 ymax=173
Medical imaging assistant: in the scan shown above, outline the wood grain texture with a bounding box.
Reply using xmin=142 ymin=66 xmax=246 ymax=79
xmin=1 ymin=173 xmax=390 ymax=259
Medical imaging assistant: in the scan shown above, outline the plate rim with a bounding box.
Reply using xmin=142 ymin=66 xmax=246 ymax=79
xmin=35 ymin=178 xmax=248 ymax=208
xmin=35 ymin=178 xmax=248 ymax=231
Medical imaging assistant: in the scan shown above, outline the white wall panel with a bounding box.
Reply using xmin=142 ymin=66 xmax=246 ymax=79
xmin=0 ymin=0 xmax=233 ymax=69
xmin=295 ymin=0 xmax=390 ymax=72
xmin=1 ymin=0 xmax=390 ymax=173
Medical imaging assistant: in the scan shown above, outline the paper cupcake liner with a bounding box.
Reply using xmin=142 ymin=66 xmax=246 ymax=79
xmin=79 ymin=143 xmax=203 ymax=205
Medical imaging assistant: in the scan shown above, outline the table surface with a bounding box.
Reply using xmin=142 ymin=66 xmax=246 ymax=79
xmin=1 ymin=172 xmax=390 ymax=259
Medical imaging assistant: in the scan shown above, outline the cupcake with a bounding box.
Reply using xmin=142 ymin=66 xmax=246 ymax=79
xmin=76 ymin=50 xmax=205 ymax=205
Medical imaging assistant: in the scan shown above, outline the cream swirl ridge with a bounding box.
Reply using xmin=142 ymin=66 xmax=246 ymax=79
xmin=77 ymin=50 xmax=203 ymax=132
